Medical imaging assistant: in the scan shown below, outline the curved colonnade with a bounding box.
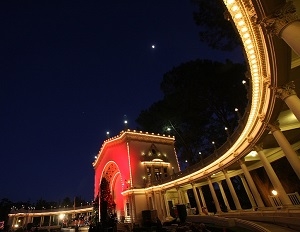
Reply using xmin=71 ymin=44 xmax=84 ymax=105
xmin=7 ymin=0 xmax=300 ymax=231
xmin=121 ymin=0 xmax=300 ymax=229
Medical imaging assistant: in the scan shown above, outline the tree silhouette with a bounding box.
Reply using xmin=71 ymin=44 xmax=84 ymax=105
xmin=136 ymin=59 xmax=248 ymax=165
xmin=191 ymin=0 xmax=241 ymax=51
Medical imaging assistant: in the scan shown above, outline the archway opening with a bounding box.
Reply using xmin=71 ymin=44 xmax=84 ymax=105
xmin=100 ymin=162 xmax=124 ymax=222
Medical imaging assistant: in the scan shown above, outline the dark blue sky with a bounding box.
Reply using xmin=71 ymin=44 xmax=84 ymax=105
xmin=0 ymin=0 xmax=242 ymax=203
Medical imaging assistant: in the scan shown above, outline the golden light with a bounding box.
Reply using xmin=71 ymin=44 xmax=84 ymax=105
xmin=272 ymin=190 xmax=278 ymax=196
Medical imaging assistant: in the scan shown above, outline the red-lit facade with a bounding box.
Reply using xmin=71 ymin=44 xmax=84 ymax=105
xmin=92 ymin=130 xmax=180 ymax=222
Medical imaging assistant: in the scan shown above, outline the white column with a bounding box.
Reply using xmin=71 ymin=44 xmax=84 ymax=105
xmin=191 ymin=183 xmax=202 ymax=215
xmin=198 ymin=186 xmax=207 ymax=209
xmin=239 ymin=174 xmax=257 ymax=208
xmin=217 ymin=181 xmax=231 ymax=211
xmin=162 ymin=191 xmax=170 ymax=218
xmin=223 ymin=170 xmax=242 ymax=210
xmin=152 ymin=192 xmax=158 ymax=210
xmin=255 ymin=145 xmax=293 ymax=206
xmin=40 ymin=216 xmax=44 ymax=227
xmin=268 ymin=122 xmax=300 ymax=179
xmin=176 ymin=187 xmax=183 ymax=204
xmin=183 ymin=190 xmax=190 ymax=204
xmin=207 ymin=177 xmax=221 ymax=213
xmin=276 ymin=82 xmax=300 ymax=123
xmin=159 ymin=191 xmax=167 ymax=219
xmin=239 ymin=159 xmax=264 ymax=208
xmin=262 ymin=1 xmax=300 ymax=56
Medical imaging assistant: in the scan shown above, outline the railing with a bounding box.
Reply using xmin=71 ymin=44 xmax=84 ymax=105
xmin=268 ymin=192 xmax=300 ymax=207
xmin=151 ymin=107 xmax=251 ymax=186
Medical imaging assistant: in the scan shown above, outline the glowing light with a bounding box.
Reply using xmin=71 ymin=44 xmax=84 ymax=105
xmin=241 ymin=27 xmax=248 ymax=32
xmin=272 ymin=190 xmax=278 ymax=196
xmin=152 ymin=45 xmax=155 ymax=49
xmin=238 ymin=20 xmax=245 ymax=26
xmin=227 ymin=0 xmax=235 ymax=5
xmin=231 ymin=5 xmax=239 ymax=11
xmin=234 ymin=13 xmax=242 ymax=19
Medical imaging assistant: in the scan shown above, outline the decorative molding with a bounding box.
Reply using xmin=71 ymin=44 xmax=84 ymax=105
xmin=276 ymin=81 xmax=297 ymax=100
xmin=258 ymin=113 xmax=266 ymax=122
xmin=263 ymin=75 xmax=271 ymax=87
xmin=233 ymin=151 xmax=239 ymax=157
xmin=244 ymin=0 xmax=258 ymax=23
xmin=261 ymin=1 xmax=299 ymax=37
xmin=247 ymin=136 xmax=254 ymax=143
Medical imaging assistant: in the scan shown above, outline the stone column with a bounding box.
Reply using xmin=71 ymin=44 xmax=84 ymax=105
xmin=207 ymin=177 xmax=221 ymax=213
xmin=239 ymin=159 xmax=264 ymax=208
xmin=176 ymin=187 xmax=183 ymax=204
xmin=191 ymin=183 xmax=202 ymax=215
xmin=162 ymin=191 xmax=170 ymax=218
xmin=152 ymin=192 xmax=158 ymax=210
xmin=222 ymin=170 xmax=242 ymax=210
xmin=159 ymin=191 xmax=167 ymax=219
xmin=276 ymin=82 xmax=300 ymax=123
xmin=239 ymin=174 xmax=257 ymax=208
xmin=255 ymin=145 xmax=293 ymax=206
xmin=198 ymin=186 xmax=207 ymax=209
xmin=183 ymin=190 xmax=190 ymax=205
xmin=217 ymin=181 xmax=231 ymax=211
xmin=262 ymin=1 xmax=300 ymax=56
xmin=40 ymin=216 xmax=44 ymax=227
xmin=268 ymin=122 xmax=300 ymax=179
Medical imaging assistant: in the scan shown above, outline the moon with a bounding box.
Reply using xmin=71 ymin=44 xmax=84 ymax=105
xmin=151 ymin=45 xmax=155 ymax=49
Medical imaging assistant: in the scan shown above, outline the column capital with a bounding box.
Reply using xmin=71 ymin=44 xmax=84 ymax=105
xmin=276 ymin=81 xmax=297 ymax=100
xmin=267 ymin=121 xmax=281 ymax=133
xmin=238 ymin=173 xmax=245 ymax=178
xmin=254 ymin=144 xmax=264 ymax=152
xmin=262 ymin=1 xmax=299 ymax=37
xmin=238 ymin=158 xmax=245 ymax=165
xmin=222 ymin=168 xmax=228 ymax=174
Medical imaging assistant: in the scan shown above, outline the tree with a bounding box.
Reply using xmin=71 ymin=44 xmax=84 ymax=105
xmin=191 ymin=0 xmax=241 ymax=51
xmin=136 ymin=59 xmax=248 ymax=165
xmin=61 ymin=197 xmax=72 ymax=208
xmin=0 ymin=198 xmax=13 ymax=227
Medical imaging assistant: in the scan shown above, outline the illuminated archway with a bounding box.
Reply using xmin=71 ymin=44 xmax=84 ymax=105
xmin=99 ymin=161 xmax=124 ymax=218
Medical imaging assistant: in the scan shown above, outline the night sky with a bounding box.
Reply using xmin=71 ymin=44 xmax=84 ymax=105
xmin=0 ymin=0 xmax=243 ymax=203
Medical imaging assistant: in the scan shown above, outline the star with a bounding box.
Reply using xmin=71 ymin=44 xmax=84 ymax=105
xmin=151 ymin=45 xmax=155 ymax=49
